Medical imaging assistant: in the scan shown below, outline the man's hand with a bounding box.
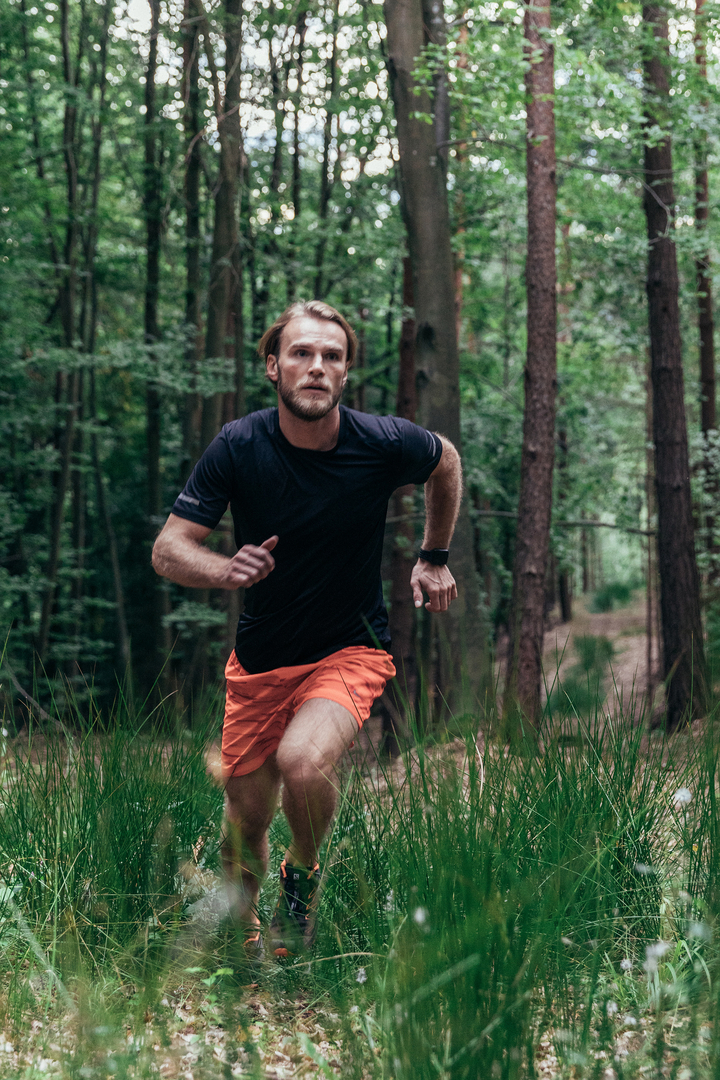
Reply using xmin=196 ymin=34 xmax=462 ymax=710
xmin=411 ymin=560 xmax=458 ymax=612
xmin=219 ymin=536 xmax=278 ymax=590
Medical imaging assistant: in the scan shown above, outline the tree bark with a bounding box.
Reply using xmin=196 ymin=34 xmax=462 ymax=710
xmin=694 ymin=0 xmax=718 ymax=577
xmin=557 ymin=428 xmax=571 ymax=623
xmin=180 ymin=0 xmax=203 ymax=481
xmin=37 ymin=372 xmax=79 ymax=662
xmin=200 ymin=0 xmax=243 ymax=451
xmin=380 ymin=257 xmax=418 ymax=754
xmin=642 ymin=2 xmax=708 ymax=727
xmin=503 ymin=0 xmax=557 ymax=727
xmin=287 ymin=10 xmax=307 ymax=303
xmin=90 ymin=371 xmax=131 ymax=674
xmin=314 ymin=0 xmax=339 ymax=301
xmin=384 ymin=0 xmax=488 ymax=718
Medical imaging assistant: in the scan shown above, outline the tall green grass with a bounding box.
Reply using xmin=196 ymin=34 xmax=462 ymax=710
xmin=0 ymin=693 xmax=719 ymax=1077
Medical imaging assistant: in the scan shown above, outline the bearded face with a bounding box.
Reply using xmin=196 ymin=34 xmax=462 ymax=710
xmin=267 ymin=315 xmax=349 ymax=423
xmin=275 ymin=362 xmax=345 ymax=421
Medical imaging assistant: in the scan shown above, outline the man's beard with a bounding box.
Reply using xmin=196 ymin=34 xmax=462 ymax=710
xmin=276 ymin=368 xmax=343 ymax=421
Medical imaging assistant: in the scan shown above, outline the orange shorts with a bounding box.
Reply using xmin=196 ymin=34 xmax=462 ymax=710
xmin=221 ymin=645 xmax=396 ymax=778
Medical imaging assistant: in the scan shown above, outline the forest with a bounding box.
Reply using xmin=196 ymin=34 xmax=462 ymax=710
xmin=1 ymin=0 xmax=720 ymax=1075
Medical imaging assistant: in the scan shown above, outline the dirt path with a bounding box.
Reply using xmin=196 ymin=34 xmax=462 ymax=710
xmin=541 ymin=591 xmax=661 ymax=713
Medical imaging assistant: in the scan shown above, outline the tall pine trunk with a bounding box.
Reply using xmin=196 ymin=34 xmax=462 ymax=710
xmin=200 ymin=0 xmax=243 ymax=451
xmin=503 ymin=0 xmax=557 ymax=726
xmin=143 ymin=0 xmax=172 ymax=690
xmin=180 ymin=0 xmax=203 ymax=481
xmin=313 ymin=0 xmax=339 ymax=301
xmin=380 ymin=257 xmax=418 ymax=754
xmin=642 ymin=2 xmax=708 ymax=727
xmin=384 ymin=0 xmax=487 ymax=718
xmin=37 ymin=0 xmax=86 ymax=663
xmin=694 ymin=0 xmax=718 ymax=578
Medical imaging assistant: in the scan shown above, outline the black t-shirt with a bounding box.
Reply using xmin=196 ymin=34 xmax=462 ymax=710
xmin=170 ymin=406 xmax=442 ymax=673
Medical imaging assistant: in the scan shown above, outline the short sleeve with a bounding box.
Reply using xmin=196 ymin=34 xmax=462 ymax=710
xmin=390 ymin=418 xmax=443 ymax=488
xmin=170 ymin=429 xmax=234 ymax=529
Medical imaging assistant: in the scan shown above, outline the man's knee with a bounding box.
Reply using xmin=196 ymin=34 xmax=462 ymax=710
xmin=276 ymin=741 xmax=331 ymax=791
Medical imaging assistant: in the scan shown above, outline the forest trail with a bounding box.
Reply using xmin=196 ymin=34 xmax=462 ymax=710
xmin=542 ymin=591 xmax=659 ymax=715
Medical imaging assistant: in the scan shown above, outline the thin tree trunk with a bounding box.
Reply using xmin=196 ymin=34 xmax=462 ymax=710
xmin=384 ymin=0 xmax=488 ymax=718
xmin=645 ymin=362 xmax=657 ymax=698
xmin=557 ymin=428 xmax=571 ymax=623
xmin=143 ymin=0 xmax=173 ymax=691
xmin=694 ymin=0 xmax=718 ymax=577
xmin=287 ymin=10 xmax=307 ymax=303
xmin=504 ymin=0 xmax=557 ymax=727
xmin=19 ymin=0 xmax=60 ymax=277
xmin=200 ymin=0 xmax=243 ymax=451
xmin=642 ymin=2 xmax=708 ymax=727
xmin=145 ymin=0 xmax=163 ymax=519
xmin=37 ymin=372 xmax=79 ymax=662
xmin=380 ymin=257 xmax=418 ymax=755
xmin=314 ymin=0 xmax=339 ymax=300
xmin=90 ymin=371 xmax=131 ymax=673
xmin=58 ymin=0 xmax=84 ymax=348
xmin=180 ymin=0 xmax=203 ymax=481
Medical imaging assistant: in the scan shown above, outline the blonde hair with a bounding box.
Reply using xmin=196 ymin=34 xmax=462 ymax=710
xmin=258 ymin=300 xmax=358 ymax=368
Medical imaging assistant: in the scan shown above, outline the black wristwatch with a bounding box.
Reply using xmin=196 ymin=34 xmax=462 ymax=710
xmin=418 ymin=548 xmax=450 ymax=566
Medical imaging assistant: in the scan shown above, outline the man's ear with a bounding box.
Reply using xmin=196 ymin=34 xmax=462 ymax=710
xmin=266 ymin=354 xmax=279 ymax=385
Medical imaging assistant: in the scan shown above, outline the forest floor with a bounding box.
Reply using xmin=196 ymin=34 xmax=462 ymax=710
xmin=541 ymin=589 xmax=662 ymax=712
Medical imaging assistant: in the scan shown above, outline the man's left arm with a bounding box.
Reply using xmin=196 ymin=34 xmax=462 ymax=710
xmin=411 ymin=435 xmax=462 ymax=612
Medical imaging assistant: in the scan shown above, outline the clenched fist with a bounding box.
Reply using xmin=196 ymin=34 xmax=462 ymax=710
xmin=220 ymin=536 xmax=279 ymax=590
xmin=411 ymin=560 xmax=457 ymax=613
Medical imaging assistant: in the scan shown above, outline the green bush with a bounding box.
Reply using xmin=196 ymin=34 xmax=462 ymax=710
xmin=591 ymin=580 xmax=635 ymax=612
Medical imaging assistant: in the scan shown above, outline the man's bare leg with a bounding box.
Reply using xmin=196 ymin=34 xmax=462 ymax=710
xmin=223 ymin=756 xmax=281 ymax=926
xmin=275 ymin=697 xmax=358 ymax=867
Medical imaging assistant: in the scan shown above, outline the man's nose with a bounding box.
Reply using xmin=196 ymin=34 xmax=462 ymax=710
xmin=308 ymin=351 xmax=325 ymax=373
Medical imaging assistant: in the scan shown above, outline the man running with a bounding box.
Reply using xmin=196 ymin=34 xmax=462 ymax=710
xmin=152 ymin=300 xmax=462 ymax=958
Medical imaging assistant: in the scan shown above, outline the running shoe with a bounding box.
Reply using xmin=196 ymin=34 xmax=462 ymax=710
xmin=268 ymin=860 xmax=320 ymax=958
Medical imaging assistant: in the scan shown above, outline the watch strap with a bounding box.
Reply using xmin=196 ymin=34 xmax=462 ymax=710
xmin=418 ymin=547 xmax=449 ymax=566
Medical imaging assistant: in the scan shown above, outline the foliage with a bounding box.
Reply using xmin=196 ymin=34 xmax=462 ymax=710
xmin=1 ymin=0 xmax=718 ymax=702
xmin=591 ymin=580 xmax=636 ymax=613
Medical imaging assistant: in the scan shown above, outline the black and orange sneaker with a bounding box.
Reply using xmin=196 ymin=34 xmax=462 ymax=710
xmin=268 ymin=860 xmax=320 ymax=958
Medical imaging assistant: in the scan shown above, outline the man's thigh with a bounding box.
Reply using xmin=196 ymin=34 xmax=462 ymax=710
xmin=277 ymin=697 xmax=358 ymax=778
xmin=225 ymin=754 xmax=282 ymax=833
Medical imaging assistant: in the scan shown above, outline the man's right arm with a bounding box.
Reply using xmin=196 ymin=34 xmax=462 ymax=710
xmin=152 ymin=514 xmax=278 ymax=590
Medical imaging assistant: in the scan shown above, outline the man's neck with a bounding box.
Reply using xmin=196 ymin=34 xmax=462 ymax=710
xmin=277 ymin=401 xmax=341 ymax=451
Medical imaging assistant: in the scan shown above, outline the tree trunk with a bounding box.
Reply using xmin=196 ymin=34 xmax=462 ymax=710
xmin=694 ymin=0 xmax=718 ymax=579
xmin=314 ymin=0 xmax=339 ymax=301
xmin=37 ymin=372 xmax=79 ymax=662
xmin=143 ymin=0 xmax=173 ymax=691
xmin=503 ymin=0 xmax=557 ymax=728
xmin=200 ymin=0 xmax=243 ymax=451
xmin=180 ymin=0 xmax=203 ymax=482
xmin=379 ymin=258 xmax=418 ymax=754
xmin=642 ymin=2 xmax=708 ymax=727
xmin=90 ymin=371 xmax=131 ymax=674
xmin=384 ymin=0 xmax=487 ymax=718
xmin=557 ymin=428 xmax=571 ymax=623
xmin=287 ymin=10 xmax=307 ymax=303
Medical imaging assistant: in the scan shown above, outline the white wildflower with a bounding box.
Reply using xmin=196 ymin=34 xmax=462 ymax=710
xmin=623 ymin=1015 xmax=637 ymax=1027
xmin=643 ymin=940 xmax=671 ymax=974
xmin=356 ymin=967 xmax=367 ymax=984
xmin=673 ymin=787 xmax=692 ymax=808
xmin=634 ymin=862 xmax=654 ymax=876
xmin=413 ymin=907 xmax=427 ymax=925
xmin=688 ymin=921 xmax=712 ymax=942
xmin=606 ymin=1001 xmax=619 ymax=1016
xmin=1 ymin=729 xmax=7 ymax=738
xmin=620 ymin=958 xmax=633 ymax=971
